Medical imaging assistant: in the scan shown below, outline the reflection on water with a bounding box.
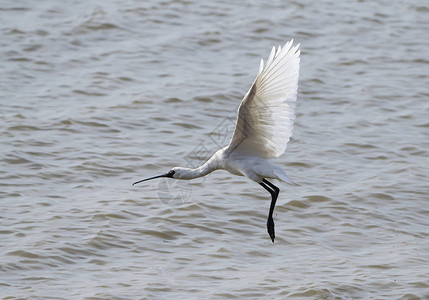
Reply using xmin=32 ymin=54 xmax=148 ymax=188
xmin=1 ymin=0 xmax=429 ymax=299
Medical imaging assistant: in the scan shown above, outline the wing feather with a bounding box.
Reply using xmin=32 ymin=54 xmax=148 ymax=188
xmin=226 ymin=40 xmax=300 ymax=158
xmin=258 ymin=59 xmax=264 ymax=75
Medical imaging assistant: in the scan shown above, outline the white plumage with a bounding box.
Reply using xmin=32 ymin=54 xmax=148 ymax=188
xmin=134 ymin=40 xmax=301 ymax=242
xmin=228 ymin=40 xmax=300 ymax=158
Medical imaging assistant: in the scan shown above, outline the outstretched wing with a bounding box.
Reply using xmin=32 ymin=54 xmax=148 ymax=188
xmin=226 ymin=40 xmax=300 ymax=158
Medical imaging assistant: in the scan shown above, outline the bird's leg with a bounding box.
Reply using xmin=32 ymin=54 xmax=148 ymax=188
xmin=259 ymin=179 xmax=280 ymax=243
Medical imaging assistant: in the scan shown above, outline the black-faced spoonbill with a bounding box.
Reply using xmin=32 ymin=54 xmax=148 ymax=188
xmin=133 ymin=40 xmax=300 ymax=242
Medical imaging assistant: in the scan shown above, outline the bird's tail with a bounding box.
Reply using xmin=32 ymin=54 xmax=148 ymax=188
xmin=274 ymin=168 xmax=295 ymax=185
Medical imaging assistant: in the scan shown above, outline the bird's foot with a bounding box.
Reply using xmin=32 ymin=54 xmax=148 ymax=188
xmin=267 ymin=217 xmax=275 ymax=243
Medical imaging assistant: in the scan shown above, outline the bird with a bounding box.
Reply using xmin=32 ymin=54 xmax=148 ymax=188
xmin=133 ymin=40 xmax=300 ymax=242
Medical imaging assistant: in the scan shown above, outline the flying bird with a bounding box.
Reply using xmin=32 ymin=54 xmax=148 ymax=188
xmin=134 ymin=40 xmax=300 ymax=242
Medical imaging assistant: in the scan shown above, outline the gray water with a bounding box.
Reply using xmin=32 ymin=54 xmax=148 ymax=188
xmin=1 ymin=0 xmax=429 ymax=299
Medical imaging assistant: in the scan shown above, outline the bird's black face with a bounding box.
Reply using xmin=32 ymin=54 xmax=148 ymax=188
xmin=132 ymin=169 xmax=175 ymax=186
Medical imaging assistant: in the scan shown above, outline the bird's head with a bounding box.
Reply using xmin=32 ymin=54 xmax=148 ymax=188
xmin=132 ymin=169 xmax=176 ymax=186
xmin=133 ymin=166 xmax=200 ymax=185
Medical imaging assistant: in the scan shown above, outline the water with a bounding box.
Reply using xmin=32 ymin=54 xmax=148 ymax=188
xmin=1 ymin=0 xmax=428 ymax=299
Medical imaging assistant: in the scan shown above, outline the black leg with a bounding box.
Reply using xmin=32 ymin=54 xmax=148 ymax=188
xmin=259 ymin=179 xmax=280 ymax=243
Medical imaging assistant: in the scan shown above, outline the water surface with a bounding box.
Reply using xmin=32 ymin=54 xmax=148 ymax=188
xmin=1 ymin=0 xmax=428 ymax=299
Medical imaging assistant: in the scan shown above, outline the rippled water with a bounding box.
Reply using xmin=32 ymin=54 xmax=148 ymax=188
xmin=1 ymin=0 xmax=429 ymax=299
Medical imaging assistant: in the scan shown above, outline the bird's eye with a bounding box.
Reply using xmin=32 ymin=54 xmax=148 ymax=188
xmin=168 ymin=170 xmax=175 ymax=176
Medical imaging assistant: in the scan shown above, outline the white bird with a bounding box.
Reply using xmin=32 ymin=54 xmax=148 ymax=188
xmin=134 ymin=40 xmax=300 ymax=242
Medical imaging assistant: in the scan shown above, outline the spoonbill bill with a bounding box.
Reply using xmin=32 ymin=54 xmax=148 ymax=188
xmin=134 ymin=40 xmax=300 ymax=242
